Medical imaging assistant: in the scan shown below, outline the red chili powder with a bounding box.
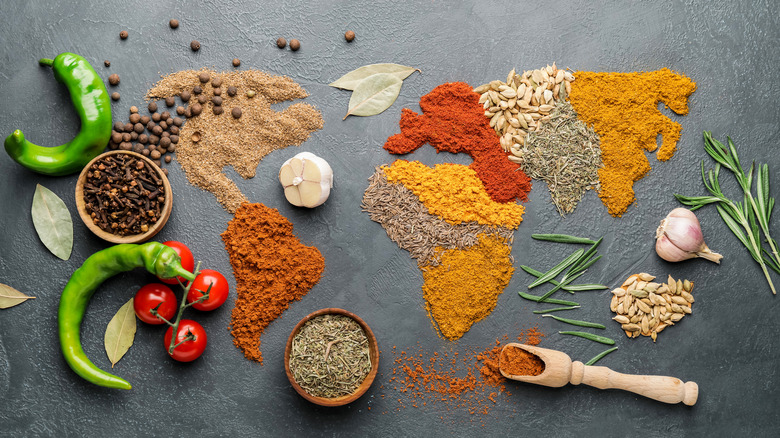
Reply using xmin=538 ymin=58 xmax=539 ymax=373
xmin=500 ymin=346 xmax=545 ymax=377
xmin=384 ymin=82 xmax=532 ymax=204
xmin=385 ymin=326 xmax=544 ymax=417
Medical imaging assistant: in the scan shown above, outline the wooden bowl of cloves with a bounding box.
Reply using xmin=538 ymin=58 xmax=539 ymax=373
xmin=75 ymin=151 xmax=173 ymax=244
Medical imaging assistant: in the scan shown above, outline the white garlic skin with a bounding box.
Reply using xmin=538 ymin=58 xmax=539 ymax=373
xmin=655 ymin=207 xmax=723 ymax=264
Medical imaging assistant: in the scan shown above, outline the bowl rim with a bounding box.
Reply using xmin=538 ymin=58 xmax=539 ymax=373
xmin=284 ymin=308 xmax=379 ymax=407
xmin=75 ymin=150 xmax=173 ymax=244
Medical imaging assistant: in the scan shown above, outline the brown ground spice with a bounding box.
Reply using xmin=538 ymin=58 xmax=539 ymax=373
xmin=221 ymin=203 xmax=325 ymax=363
xmin=499 ymin=345 xmax=545 ymax=377
xmin=147 ymin=69 xmax=324 ymax=212
xmin=386 ymin=327 xmax=543 ymax=417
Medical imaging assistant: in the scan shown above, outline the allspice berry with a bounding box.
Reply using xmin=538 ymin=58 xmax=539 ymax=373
xmin=119 ymin=30 xmax=128 ymax=40
xmin=289 ymin=39 xmax=300 ymax=51
xmin=129 ymin=106 xmax=139 ymax=114
xmin=276 ymin=37 xmax=287 ymax=48
xmin=231 ymin=107 xmax=242 ymax=119
xmin=198 ymin=72 xmax=210 ymax=83
xmin=227 ymin=86 xmax=237 ymax=96
xmin=190 ymin=40 xmax=200 ymax=51
xmin=345 ymin=30 xmax=355 ymax=42
xmin=169 ymin=19 xmax=179 ymax=29
xmin=148 ymin=101 xmax=158 ymax=113
xmin=104 ymin=60 xmax=111 ymax=67
xmin=108 ymin=74 xmax=120 ymax=86
xmin=232 ymin=58 xmax=241 ymax=67
xmin=190 ymin=103 xmax=203 ymax=116
xmin=111 ymin=92 xmax=120 ymax=101
xmin=212 ymin=106 xmax=224 ymax=115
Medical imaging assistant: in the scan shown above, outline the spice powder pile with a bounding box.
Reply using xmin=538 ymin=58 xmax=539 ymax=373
xmin=222 ymin=203 xmax=325 ymax=363
xmin=384 ymin=82 xmax=532 ymax=204
xmin=386 ymin=327 xmax=544 ymax=417
xmin=147 ymin=69 xmax=324 ymax=213
xmin=363 ymin=160 xmax=522 ymax=340
xmin=568 ymin=68 xmax=696 ymax=217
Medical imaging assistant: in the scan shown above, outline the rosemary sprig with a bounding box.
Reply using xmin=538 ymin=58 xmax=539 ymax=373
xmin=675 ymin=132 xmax=778 ymax=294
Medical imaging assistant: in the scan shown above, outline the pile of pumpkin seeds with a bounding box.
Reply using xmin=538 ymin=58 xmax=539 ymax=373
xmin=610 ymin=273 xmax=695 ymax=342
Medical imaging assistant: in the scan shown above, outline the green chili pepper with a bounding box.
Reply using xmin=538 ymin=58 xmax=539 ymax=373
xmin=5 ymin=52 xmax=111 ymax=176
xmin=59 ymin=242 xmax=196 ymax=390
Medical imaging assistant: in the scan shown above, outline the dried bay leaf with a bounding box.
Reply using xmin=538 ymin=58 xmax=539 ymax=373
xmin=31 ymin=184 xmax=73 ymax=260
xmin=344 ymin=73 xmax=403 ymax=119
xmin=0 ymin=283 xmax=35 ymax=309
xmin=329 ymin=63 xmax=419 ymax=90
xmin=105 ymin=299 xmax=137 ymax=368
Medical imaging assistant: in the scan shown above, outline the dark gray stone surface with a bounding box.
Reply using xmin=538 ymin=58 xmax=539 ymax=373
xmin=1 ymin=0 xmax=779 ymax=436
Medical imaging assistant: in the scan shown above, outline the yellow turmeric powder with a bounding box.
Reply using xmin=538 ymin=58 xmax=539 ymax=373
xmin=382 ymin=160 xmax=525 ymax=228
xmin=569 ymin=68 xmax=696 ymax=217
xmin=421 ymin=234 xmax=514 ymax=340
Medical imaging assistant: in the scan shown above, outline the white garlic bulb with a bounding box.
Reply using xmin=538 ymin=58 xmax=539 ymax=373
xmin=279 ymin=152 xmax=333 ymax=208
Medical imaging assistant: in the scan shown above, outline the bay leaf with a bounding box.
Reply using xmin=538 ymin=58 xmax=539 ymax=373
xmin=329 ymin=63 xmax=419 ymax=90
xmin=344 ymin=73 xmax=403 ymax=119
xmin=0 ymin=283 xmax=36 ymax=309
xmin=31 ymin=184 xmax=73 ymax=260
xmin=104 ymin=299 xmax=137 ymax=368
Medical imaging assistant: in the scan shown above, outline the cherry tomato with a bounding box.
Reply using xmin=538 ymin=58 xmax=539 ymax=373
xmin=158 ymin=241 xmax=195 ymax=285
xmin=186 ymin=269 xmax=229 ymax=311
xmin=133 ymin=283 xmax=178 ymax=325
xmin=164 ymin=319 xmax=207 ymax=362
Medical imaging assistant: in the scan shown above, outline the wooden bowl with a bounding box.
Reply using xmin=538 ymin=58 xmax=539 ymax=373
xmin=284 ymin=308 xmax=379 ymax=407
xmin=75 ymin=150 xmax=172 ymax=244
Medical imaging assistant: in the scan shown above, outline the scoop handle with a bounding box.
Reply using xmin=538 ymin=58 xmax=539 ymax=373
xmin=570 ymin=361 xmax=698 ymax=406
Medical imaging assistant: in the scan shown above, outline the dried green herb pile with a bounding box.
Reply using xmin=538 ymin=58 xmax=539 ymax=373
xmin=517 ymin=102 xmax=602 ymax=215
xmin=289 ymin=314 xmax=371 ymax=398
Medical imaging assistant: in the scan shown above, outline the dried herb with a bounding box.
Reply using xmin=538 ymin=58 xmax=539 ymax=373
xmin=82 ymin=153 xmax=165 ymax=236
xmin=31 ymin=184 xmax=73 ymax=260
xmin=0 ymin=283 xmax=36 ymax=309
xmin=344 ymin=73 xmax=403 ymax=119
xmin=104 ymin=299 xmax=137 ymax=368
xmin=329 ymin=63 xmax=419 ymax=90
xmin=289 ymin=314 xmax=371 ymax=398
xmin=517 ymin=102 xmax=602 ymax=215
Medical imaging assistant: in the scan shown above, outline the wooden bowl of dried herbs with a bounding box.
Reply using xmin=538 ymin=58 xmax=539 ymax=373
xmin=75 ymin=150 xmax=173 ymax=244
xmin=284 ymin=308 xmax=379 ymax=407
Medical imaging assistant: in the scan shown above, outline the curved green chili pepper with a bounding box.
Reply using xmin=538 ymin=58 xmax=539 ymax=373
xmin=5 ymin=52 xmax=111 ymax=176
xmin=59 ymin=242 xmax=196 ymax=390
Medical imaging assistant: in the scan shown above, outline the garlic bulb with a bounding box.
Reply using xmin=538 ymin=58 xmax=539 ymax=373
xmin=655 ymin=207 xmax=723 ymax=263
xmin=279 ymin=152 xmax=333 ymax=208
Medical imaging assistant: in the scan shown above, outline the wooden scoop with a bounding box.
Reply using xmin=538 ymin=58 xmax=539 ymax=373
xmin=499 ymin=343 xmax=698 ymax=406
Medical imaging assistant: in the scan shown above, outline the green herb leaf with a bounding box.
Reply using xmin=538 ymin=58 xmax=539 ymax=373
xmin=559 ymin=331 xmax=615 ymax=345
xmin=531 ymin=234 xmax=596 ymax=245
xmin=528 ymin=249 xmax=583 ymax=289
xmin=344 ymin=73 xmax=403 ymax=119
xmin=329 ymin=63 xmax=419 ymax=90
xmin=585 ymin=347 xmax=618 ymax=366
xmin=518 ymin=291 xmax=578 ymax=306
xmin=0 ymin=283 xmax=36 ymax=309
xmin=543 ymin=314 xmax=605 ymax=329
xmin=532 ymin=305 xmax=580 ymax=314
xmin=104 ymin=299 xmax=137 ymax=368
xmin=31 ymin=184 xmax=73 ymax=260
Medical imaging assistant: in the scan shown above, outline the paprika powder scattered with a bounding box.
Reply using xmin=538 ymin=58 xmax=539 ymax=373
xmin=384 ymin=82 xmax=532 ymax=204
xmin=221 ymin=203 xmax=325 ymax=363
xmin=568 ymin=68 xmax=696 ymax=217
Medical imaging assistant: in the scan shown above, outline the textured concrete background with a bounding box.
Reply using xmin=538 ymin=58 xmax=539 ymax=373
xmin=0 ymin=0 xmax=779 ymax=436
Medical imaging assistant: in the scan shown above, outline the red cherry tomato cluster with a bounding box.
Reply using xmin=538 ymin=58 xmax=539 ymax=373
xmin=132 ymin=241 xmax=229 ymax=362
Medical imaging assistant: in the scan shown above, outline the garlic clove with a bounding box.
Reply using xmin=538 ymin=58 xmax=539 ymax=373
xmin=655 ymin=207 xmax=723 ymax=264
xmin=279 ymin=152 xmax=333 ymax=208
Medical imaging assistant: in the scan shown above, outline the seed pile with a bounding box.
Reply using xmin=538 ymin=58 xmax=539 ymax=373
xmin=474 ymin=64 xmax=575 ymax=157
xmin=610 ymin=273 xmax=694 ymax=342
xmin=82 ymin=153 xmax=165 ymax=236
xmin=109 ymin=105 xmax=184 ymax=175
xmin=147 ymin=69 xmax=324 ymax=212
xmin=362 ymin=169 xmax=513 ymax=266
xmin=518 ymin=102 xmax=602 ymax=215
xmin=386 ymin=327 xmax=544 ymax=417
xmin=289 ymin=314 xmax=371 ymax=398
